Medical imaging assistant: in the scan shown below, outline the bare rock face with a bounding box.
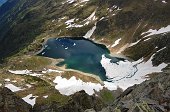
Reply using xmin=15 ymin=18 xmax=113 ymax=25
xmin=113 ymin=73 xmax=170 ymax=112
xmin=33 ymin=90 xmax=105 ymax=112
xmin=0 ymin=87 xmax=32 ymax=112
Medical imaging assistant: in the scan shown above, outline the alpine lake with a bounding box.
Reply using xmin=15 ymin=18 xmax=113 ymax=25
xmin=38 ymin=37 xmax=126 ymax=81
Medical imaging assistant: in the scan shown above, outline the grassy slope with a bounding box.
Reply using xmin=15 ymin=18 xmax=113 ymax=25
xmin=0 ymin=0 xmax=169 ymax=63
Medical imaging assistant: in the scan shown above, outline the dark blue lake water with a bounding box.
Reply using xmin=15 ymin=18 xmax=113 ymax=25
xmin=38 ymin=37 xmax=125 ymax=81
xmin=0 ymin=0 xmax=7 ymax=6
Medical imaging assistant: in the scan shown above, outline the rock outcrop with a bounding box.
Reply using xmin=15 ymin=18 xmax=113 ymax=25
xmin=108 ymin=73 xmax=170 ymax=112
xmin=0 ymin=87 xmax=32 ymax=112
xmin=33 ymin=90 xmax=105 ymax=112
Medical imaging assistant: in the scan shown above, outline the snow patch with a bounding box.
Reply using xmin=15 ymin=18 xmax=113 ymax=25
xmin=5 ymin=84 xmax=23 ymax=92
xmin=103 ymin=82 xmax=117 ymax=90
xmin=66 ymin=0 xmax=75 ymax=4
xmin=83 ymin=10 xmax=97 ymax=25
xmin=101 ymin=55 xmax=137 ymax=81
xmin=162 ymin=0 xmax=167 ymax=3
xmin=29 ymin=73 xmax=43 ymax=77
xmin=53 ymin=76 xmax=103 ymax=96
xmin=22 ymin=94 xmax=38 ymax=107
xmin=26 ymin=84 xmax=32 ymax=88
xmin=142 ymin=25 xmax=170 ymax=37
xmin=111 ymin=38 xmax=121 ymax=48
xmin=9 ymin=69 xmax=63 ymax=77
xmin=5 ymin=79 xmax=10 ymax=82
xmin=101 ymin=54 xmax=167 ymax=90
xmin=84 ymin=25 xmax=96 ymax=38
xmin=8 ymin=70 xmax=43 ymax=77
xmin=99 ymin=17 xmax=105 ymax=21
xmin=129 ymin=39 xmax=142 ymax=47
xmin=66 ymin=0 xmax=89 ymax=4
xmin=157 ymin=47 xmax=166 ymax=53
xmin=43 ymin=95 xmax=48 ymax=98
xmin=42 ymin=69 xmax=63 ymax=74
xmin=65 ymin=18 xmax=84 ymax=28
xmin=144 ymin=38 xmax=151 ymax=41
xmin=12 ymin=80 xmax=17 ymax=83
xmin=8 ymin=70 xmax=31 ymax=75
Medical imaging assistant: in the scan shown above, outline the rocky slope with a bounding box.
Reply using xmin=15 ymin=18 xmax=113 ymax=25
xmin=0 ymin=87 xmax=32 ymax=112
xmin=0 ymin=72 xmax=169 ymax=112
xmin=0 ymin=87 xmax=105 ymax=112
xmin=33 ymin=90 xmax=105 ymax=112
xmin=113 ymin=72 xmax=170 ymax=112
xmin=0 ymin=0 xmax=170 ymax=112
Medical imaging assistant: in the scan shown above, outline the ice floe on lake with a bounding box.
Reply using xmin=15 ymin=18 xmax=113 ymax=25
xmin=101 ymin=55 xmax=137 ymax=81
xmin=100 ymin=54 xmax=167 ymax=90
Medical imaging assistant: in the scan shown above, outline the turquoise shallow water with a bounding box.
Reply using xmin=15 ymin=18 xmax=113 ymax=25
xmin=38 ymin=37 xmax=125 ymax=81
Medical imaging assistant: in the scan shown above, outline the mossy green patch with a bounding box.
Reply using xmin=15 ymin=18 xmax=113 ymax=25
xmin=17 ymin=85 xmax=70 ymax=106
xmin=24 ymin=75 xmax=50 ymax=87
xmin=99 ymin=89 xmax=115 ymax=104
xmin=7 ymin=56 xmax=51 ymax=70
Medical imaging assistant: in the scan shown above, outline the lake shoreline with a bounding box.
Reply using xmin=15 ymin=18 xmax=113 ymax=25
xmin=47 ymin=57 xmax=104 ymax=84
xmin=36 ymin=36 xmax=131 ymax=84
